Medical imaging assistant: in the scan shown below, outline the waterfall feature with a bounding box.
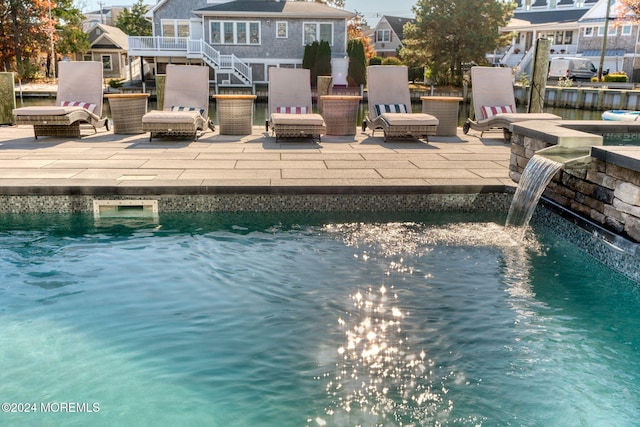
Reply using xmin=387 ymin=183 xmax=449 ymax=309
xmin=506 ymin=145 xmax=593 ymax=237
xmin=506 ymin=155 xmax=563 ymax=231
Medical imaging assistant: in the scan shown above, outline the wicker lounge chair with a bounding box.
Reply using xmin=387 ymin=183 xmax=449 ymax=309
xmin=266 ymin=67 xmax=326 ymax=142
xmin=13 ymin=61 xmax=109 ymax=139
xmin=142 ymin=65 xmax=213 ymax=141
xmin=463 ymin=66 xmax=561 ymax=142
xmin=363 ymin=65 xmax=438 ymax=142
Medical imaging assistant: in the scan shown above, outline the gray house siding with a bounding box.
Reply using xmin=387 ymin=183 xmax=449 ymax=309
xmin=152 ymin=0 xmax=207 ymax=29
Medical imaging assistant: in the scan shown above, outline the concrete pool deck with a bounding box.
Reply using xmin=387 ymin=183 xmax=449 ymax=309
xmin=0 ymin=124 xmax=514 ymax=196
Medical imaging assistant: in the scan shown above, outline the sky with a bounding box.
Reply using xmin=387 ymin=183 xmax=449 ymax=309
xmin=83 ymin=0 xmax=417 ymax=26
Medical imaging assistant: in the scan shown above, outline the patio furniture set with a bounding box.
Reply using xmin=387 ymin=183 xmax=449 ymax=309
xmin=12 ymin=62 xmax=556 ymax=144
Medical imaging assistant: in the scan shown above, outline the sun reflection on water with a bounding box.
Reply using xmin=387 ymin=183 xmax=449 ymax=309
xmin=316 ymin=285 xmax=453 ymax=426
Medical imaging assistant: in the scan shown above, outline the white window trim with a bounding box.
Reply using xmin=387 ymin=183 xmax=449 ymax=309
xmin=276 ymin=21 xmax=288 ymax=39
xmin=622 ymin=25 xmax=632 ymax=36
xmin=584 ymin=27 xmax=593 ymax=37
xmin=101 ymin=54 xmax=112 ymax=71
xmin=209 ymin=20 xmax=261 ymax=45
xmin=302 ymin=22 xmax=334 ymax=46
xmin=377 ymin=29 xmax=391 ymax=43
xmin=598 ymin=26 xmax=605 ymax=36
xmin=161 ymin=19 xmax=190 ymax=38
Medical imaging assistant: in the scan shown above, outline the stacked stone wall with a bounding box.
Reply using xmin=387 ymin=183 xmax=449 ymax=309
xmin=510 ymin=132 xmax=640 ymax=243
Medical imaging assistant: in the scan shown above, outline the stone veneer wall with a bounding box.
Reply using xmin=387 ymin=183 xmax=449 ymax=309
xmin=510 ymin=132 xmax=640 ymax=243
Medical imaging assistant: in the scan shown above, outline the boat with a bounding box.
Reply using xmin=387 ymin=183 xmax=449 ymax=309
xmin=602 ymin=110 xmax=640 ymax=121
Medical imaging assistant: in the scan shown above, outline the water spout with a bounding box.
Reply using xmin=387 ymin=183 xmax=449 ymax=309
xmin=506 ymin=145 xmax=594 ymax=237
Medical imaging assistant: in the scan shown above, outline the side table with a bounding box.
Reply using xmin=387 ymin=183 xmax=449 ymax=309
xmin=421 ymin=96 xmax=463 ymax=137
xmin=320 ymin=95 xmax=362 ymax=136
xmin=105 ymin=93 xmax=149 ymax=134
xmin=213 ymin=94 xmax=257 ymax=135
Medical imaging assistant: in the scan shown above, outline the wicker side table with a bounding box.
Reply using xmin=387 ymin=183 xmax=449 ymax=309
xmin=421 ymin=96 xmax=463 ymax=137
xmin=213 ymin=94 xmax=257 ymax=135
xmin=320 ymin=95 xmax=362 ymax=136
xmin=105 ymin=93 xmax=149 ymax=134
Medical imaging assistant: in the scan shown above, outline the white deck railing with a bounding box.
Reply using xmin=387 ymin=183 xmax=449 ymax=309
xmin=129 ymin=37 xmax=252 ymax=85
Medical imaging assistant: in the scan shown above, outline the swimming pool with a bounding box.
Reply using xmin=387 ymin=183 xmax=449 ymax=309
xmin=1 ymin=211 xmax=638 ymax=426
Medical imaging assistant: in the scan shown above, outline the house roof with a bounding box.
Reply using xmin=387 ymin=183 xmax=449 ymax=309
xmin=511 ymin=9 xmax=589 ymax=26
xmin=381 ymin=16 xmax=415 ymax=40
xmin=194 ymin=0 xmax=354 ymax=18
xmin=90 ymin=24 xmax=129 ymax=50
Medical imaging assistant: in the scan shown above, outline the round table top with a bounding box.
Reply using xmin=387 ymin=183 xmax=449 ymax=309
xmin=320 ymin=95 xmax=362 ymax=100
xmin=212 ymin=94 xmax=257 ymax=100
xmin=420 ymin=96 xmax=463 ymax=102
xmin=104 ymin=93 xmax=150 ymax=99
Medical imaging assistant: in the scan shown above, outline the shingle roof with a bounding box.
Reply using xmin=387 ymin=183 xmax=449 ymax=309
xmin=382 ymin=16 xmax=415 ymax=40
xmin=195 ymin=0 xmax=353 ymax=18
xmin=512 ymin=9 xmax=588 ymax=25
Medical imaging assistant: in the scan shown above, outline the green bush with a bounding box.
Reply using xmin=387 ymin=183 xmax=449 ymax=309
xmin=603 ymin=72 xmax=628 ymax=83
xmin=369 ymin=56 xmax=382 ymax=66
xmin=347 ymin=39 xmax=366 ymax=87
xmin=108 ymin=78 xmax=124 ymax=89
xmin=381 ymin=57 xmax=402 ymax=66
xmin=316 ymin=40 xmax=332 ymax=78
xmin=16 ymin=59 xmax=39 ymax=81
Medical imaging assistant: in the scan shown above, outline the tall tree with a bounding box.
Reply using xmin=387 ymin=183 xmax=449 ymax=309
xmin=347 ymin=38 xmax=366 ymax=86
xmin=54 ymin=0 xmax=90 ymax=60
xmin=615 ymin=0 xmax=640 ymax=22
xmin=0 ymin=0 xmax=53 ymax=73
xmin=347 ymin=12 xmax=376 ymax=61
xmin=401 ymin=0 xmax=514 ymax=86
xmin=115 ymin=0 xmax=152 ymax=36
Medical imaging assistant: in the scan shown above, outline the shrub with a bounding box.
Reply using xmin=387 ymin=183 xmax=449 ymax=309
xmin=108 ymin=78 xmax=124 ymax=89
xmin=16 ymin=59 xmax=39 ymax=81
xmin=381 ymin=57 xmax=402 ymax=66
xmin=315 ymin=40 xmax=332 ymax=78
xmin=369 ymin=56 xmax=382 ymax=66
xmin=603 ymin=72 xmax=628 ymax=83
xmin=347 ymin=39 xmax=366 ymax=87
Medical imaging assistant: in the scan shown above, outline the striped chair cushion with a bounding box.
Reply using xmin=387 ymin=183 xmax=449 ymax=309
xmin=275 ymin=106 xmax=308 ymax=114
xmin=170 ymin=105 xmax=206 ymax=117
xmin=481 ymin=105 xmax=514 ymax=119
xmin=60 ymin=101 xmax=96 ymax=113
xmin=375 ymin=104 xmax=408 ymax=117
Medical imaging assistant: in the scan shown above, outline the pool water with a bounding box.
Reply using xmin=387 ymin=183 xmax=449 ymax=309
xmin=0 ymin=212 xmax=638 ymax=426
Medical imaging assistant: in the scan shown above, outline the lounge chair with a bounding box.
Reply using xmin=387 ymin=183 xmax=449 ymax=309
xmin=266 ymin=67 xmax=326 ymax=142
xmin=13 ymin=61 xmax=109 ymax=139
xmin=142 ymin=65 xmax=213 ymax=141
xmin=463 ymin=66 xmax=561 ymax=142
xmin=363 ymin=65 xmax=438 ymax=142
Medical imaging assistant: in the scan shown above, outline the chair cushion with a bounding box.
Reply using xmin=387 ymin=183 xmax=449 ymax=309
xmin=375 ymin=104 xmax=408 ymax=117
xmin=142 ymin=110 xmax=201 ymax=124
xmin=270 ymin=113 xmax=325 ymax=126
xmin=170 ymin=105 xmax=205 ymax=117
xmin=13 ymin=106 xmax=83 ymax=116
xmin=61 ymin=101 xmax=97 ymax=113
xmin=481 ymin=105 xmax=514 ymax=119
xmin=275 ymin=106 xmax=308 ymax=114
xmin=380 ymin=113 xmax=438 ymax=126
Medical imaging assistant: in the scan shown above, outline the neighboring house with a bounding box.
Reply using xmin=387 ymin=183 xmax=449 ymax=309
xmin=127 ymin=0 xmax=354 ymax=88
xmin=83 ymin=6 xmax=125 ymax=29
xmin=75 ymin=24 xmax=132 ymax=80
xmin=369 ymin=15 xmax=415 ymax=58
xmin=501 ymin=0 xmax=640 ymax=80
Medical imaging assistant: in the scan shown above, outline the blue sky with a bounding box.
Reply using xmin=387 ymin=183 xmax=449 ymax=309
xmin=84 ymin=0 xmax=417 ymax=26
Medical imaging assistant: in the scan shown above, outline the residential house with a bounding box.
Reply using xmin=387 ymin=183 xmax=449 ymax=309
xmin=127 ymin=0 xmax=354 ymax=88
xmin=501 ymin=0 xmax=640 ymax=80
xmin=369 ymin=15 xmax=414 ymax=58
xmin=77 ymin=24 xmax=134 ymax=80
xmin=83 ymin=6 xmax=126 ymax=29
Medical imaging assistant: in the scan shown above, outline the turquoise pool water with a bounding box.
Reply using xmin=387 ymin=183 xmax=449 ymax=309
xmin=1 ymin=212 xmax=638 ymax=426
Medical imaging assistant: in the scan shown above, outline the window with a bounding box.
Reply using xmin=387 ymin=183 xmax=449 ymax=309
xmin=161 ymin=20 xmax=190 ymax=38
xmin=277 ymin=21 xmax=288 ymax=38
xmin=598 ymin=26 xmax=605 ymax=36
xmin=83 ymin=54 xmax=92 ymax=62
xmin=622 ymin=25 xmax=632 ymax=36
xmin=584 ymin=27 xmax=593 ymax=37
xmin=608 ymin=26 xmax=617 ymax=36
xmin=101 ymin=55 xmax=112 ymax=71
xmin=376 ymin=29 xmax=391 ymax=43
xmin=303 ymin=22 xmax=333 ymax=45
xmin=209 ymin=21 xmax=260 ymax=45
